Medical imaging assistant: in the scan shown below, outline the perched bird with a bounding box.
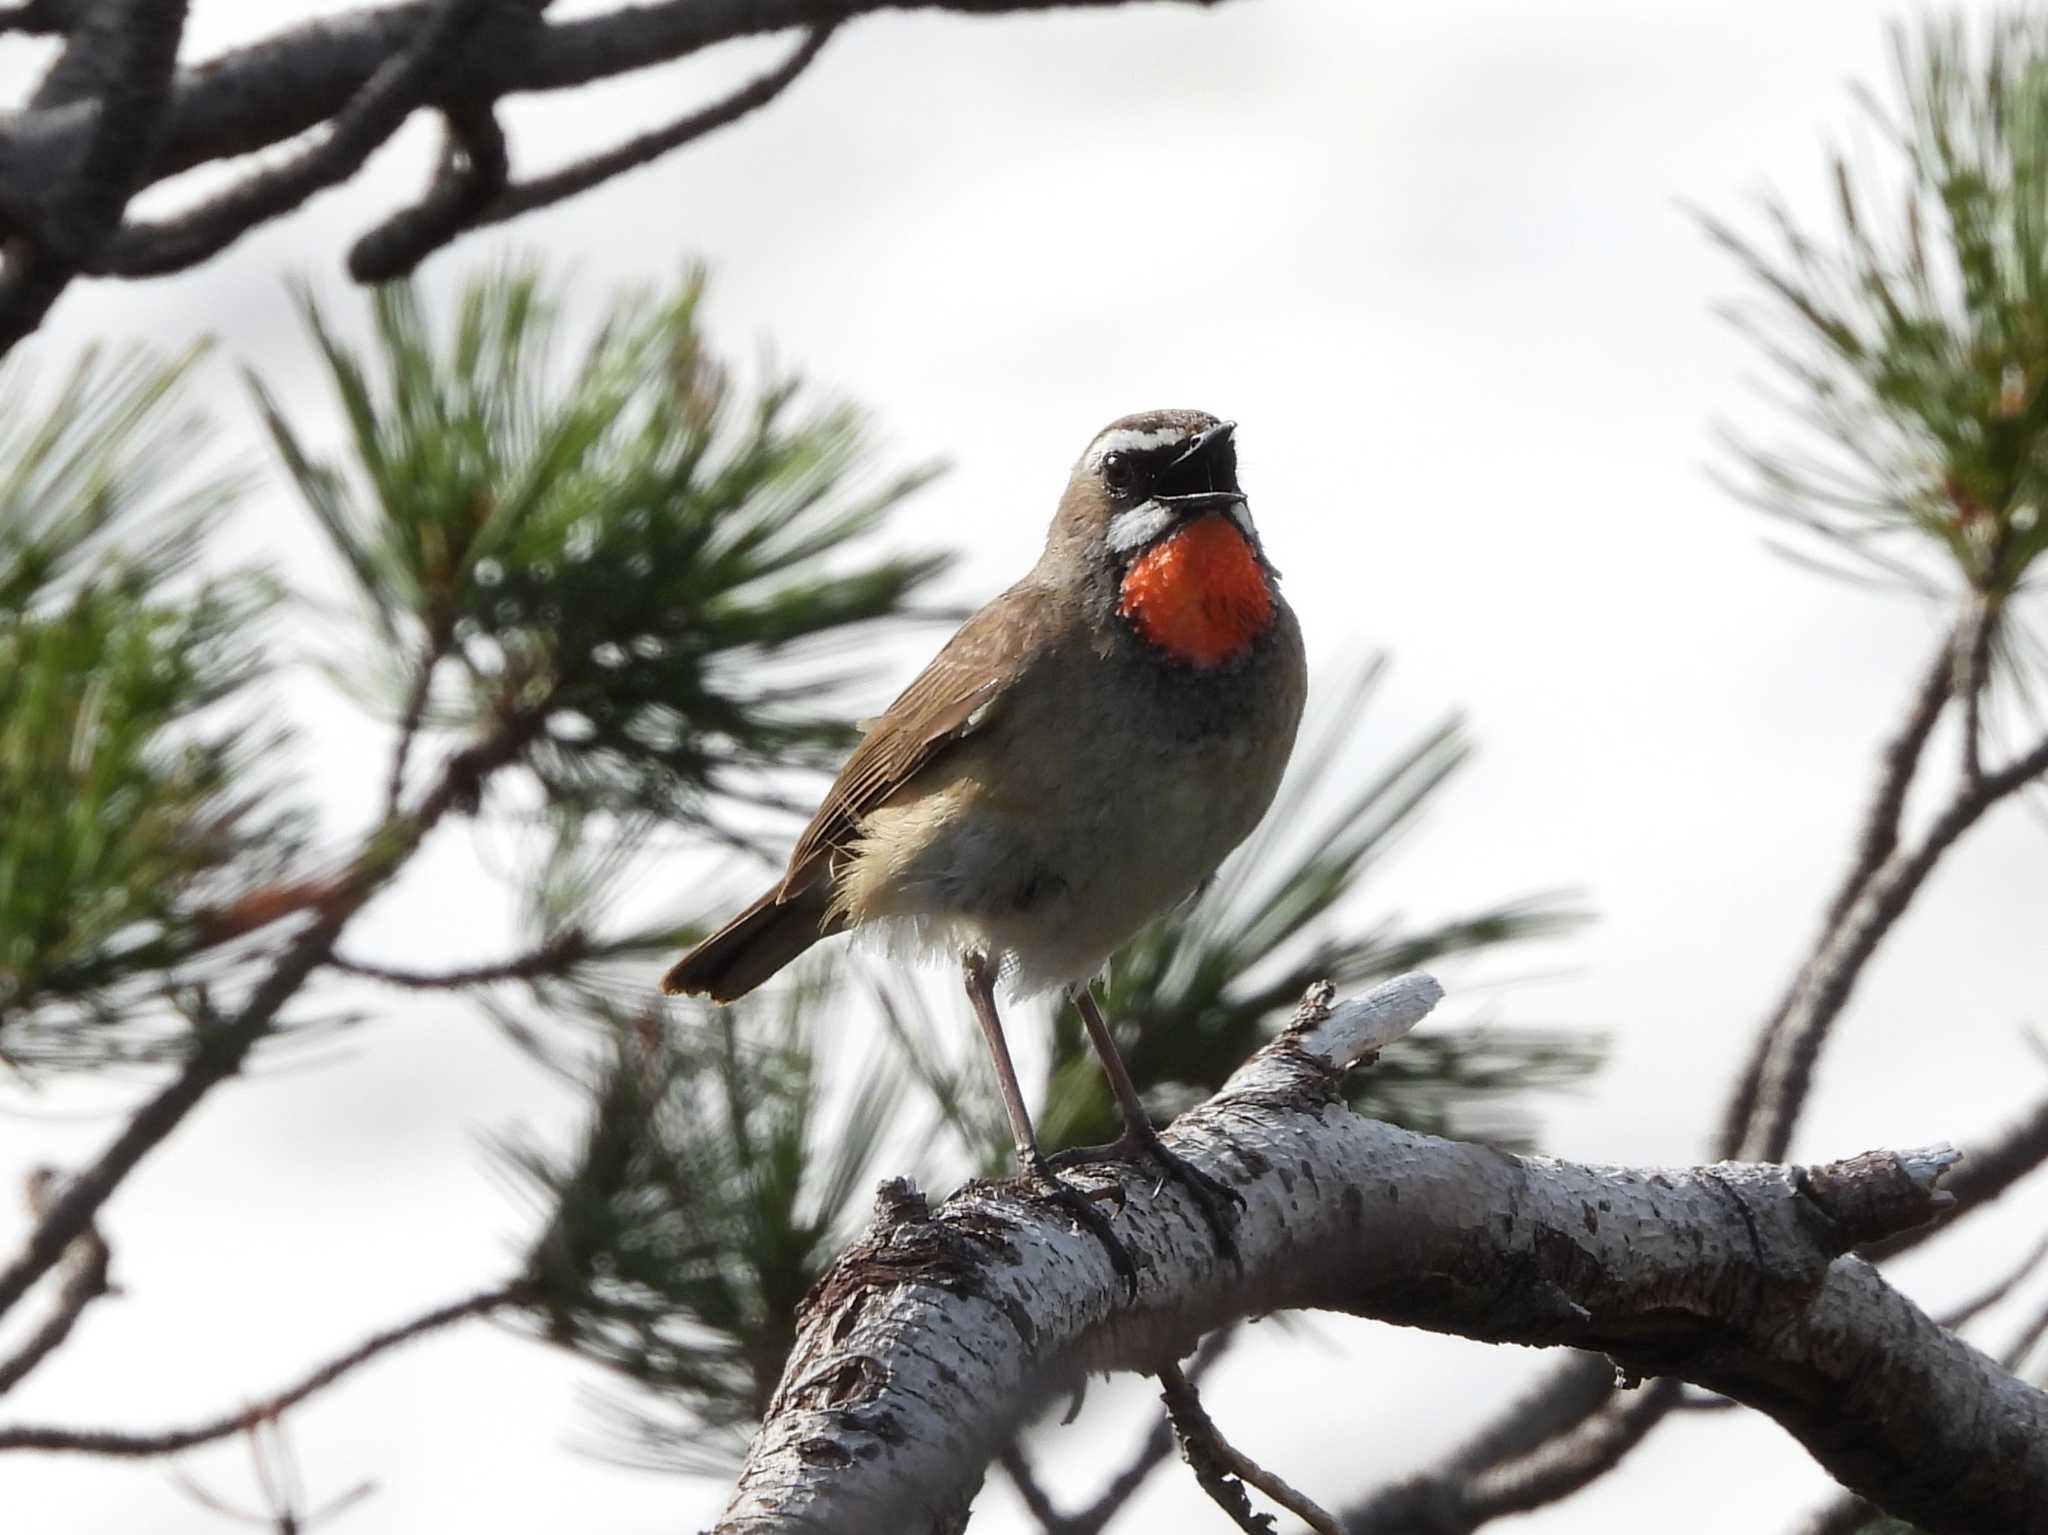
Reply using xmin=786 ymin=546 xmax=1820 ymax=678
xmin=662 ymin=409 xmax=1306 ymax=1274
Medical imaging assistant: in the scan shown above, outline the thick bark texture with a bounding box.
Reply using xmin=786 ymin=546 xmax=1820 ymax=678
xmin=712 ymin=975 xmax=2046 ymax=1535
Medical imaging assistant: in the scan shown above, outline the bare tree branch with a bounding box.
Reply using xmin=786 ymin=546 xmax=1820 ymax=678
xmin=0 ymin=1281 xmax=520 ymax=1453
xmin=98 ymin=0 xmax=499 ymax=277
xmin=1718 ymin=627 xmax=1957 ymax=1153
xmin=1345 ymin=1377 xmax=1684 ymax=1534
xmin=708 ymin=976 xmax=2028 ymax=1535
xmin=0 ymin=0 xmax=186 ymax=349
xmin=1999 ymin=1281 xmax=2048 ymax=1374
xmin=1959 ymin=598 xmax=1995 ymax=783
xmin=0 ymin=1169 xmax=115 ymax=1397
xmin=345 ymin=95 xmax=507 ymax=283
xmin=1343 ymin=635 xmax=1993 ymax=1533
xmin=0 ymin=721 xmax=538 ymax=1326
xmin=999 ymin=1329 xmax=1234 ymax=1535
xmin=1936 ymin=1229 xmax=2048 ymax=1333
xmin=327 ymin=928 xmax=586 ymax=990
xmin=1158 ymin=1360 xmax=1341 ymax=1535
xmin=0 ymin=0 xmax=1221 ymax=350
xmin=0 ymin=3 xmax=68 ymax=37
xmin=1738 ymin=729 xmax=2048 ymax=1167
xmin=361 ymin=20 xmax=838 ymax=279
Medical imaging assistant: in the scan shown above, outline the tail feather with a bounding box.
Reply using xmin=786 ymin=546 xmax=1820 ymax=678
xmin=660 ymin=881 xmax=840 ymax=1002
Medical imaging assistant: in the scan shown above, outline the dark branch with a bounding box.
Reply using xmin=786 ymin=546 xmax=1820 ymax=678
xmin=0 ymin=0 xmax=185 ymax=349
xmin=97 ymin=0 xmax=499 ymax=277
xmin=380 ymin=622 xmax=456 ymax=820
xmin=1000 ymin=1330 xmax=1235 ymax=1535
xmin=1738 ymin=727 xmax=2048 ymax=1165
xmin=1344 ymin=1378 xmax=1682 ymax=1534
xmin=1718 ymin=627 xmax=1956 ymax=1154
xmin=1937 ymin=1229 xmax=2048 ymax=1333
xmin=346 ymin=94 xmax=507 ymax=283
xmin=0 ymin=2 xmax=69 ymax=36
xmin=2000 ymin=1282 xmax=2048 ymax=1374
xmin=0 ymin=719 xmax=536 ymax=1326
xmin=1351 ymin=634 xmax=1982 ymax=1534
xmin=0 ymin=1170 xmax=115 ymax=1398
xmin=327 ymin=929 xmax=587 ymax=990
xmin=0 ymin=1282 xmax=520 ymax=1453
xmin=0 ymin=0 xmax=1217 ymax=330
xmin=1960 ymin=598 xmax=1995 ymax=783
xmin=1159 ymin=1361 xmax=1340 ymax=1535
xmin=467 ymin=22 xmax=835 ymax=235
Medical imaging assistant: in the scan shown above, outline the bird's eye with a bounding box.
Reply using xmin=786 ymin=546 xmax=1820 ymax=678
xmin=1102 ymin=451 xmax=1137 ymax=495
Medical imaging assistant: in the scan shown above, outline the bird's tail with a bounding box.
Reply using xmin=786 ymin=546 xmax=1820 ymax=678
xmin=659 ymin=880 xmax=841 ymax=1002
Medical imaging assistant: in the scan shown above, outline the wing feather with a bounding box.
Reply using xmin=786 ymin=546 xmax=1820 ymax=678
xmin=778 ymin=583 xmax=1048 ymax=896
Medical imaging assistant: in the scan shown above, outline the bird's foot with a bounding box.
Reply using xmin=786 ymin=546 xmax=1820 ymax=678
xmin=1048 ymin=1119 xmax=1244 ymax=1260
xmin=1018 ymin=1150 xmax=1138 ymax=1298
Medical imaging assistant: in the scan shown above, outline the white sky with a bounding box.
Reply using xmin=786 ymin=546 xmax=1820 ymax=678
xmin=4 ymin=2 xmax=2046 ymax=1532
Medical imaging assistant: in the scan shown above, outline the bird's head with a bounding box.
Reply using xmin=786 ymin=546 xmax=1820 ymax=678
xmin=1047 ymin=409 xmax=1276 ymax=667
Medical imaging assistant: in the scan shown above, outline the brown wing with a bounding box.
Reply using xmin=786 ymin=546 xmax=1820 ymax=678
xmin=778 ymin=582 xmax=1049 ymax=897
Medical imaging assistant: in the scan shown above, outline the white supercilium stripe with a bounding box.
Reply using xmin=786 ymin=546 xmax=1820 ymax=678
xmin=1105 ymin=502 xmax=1176 ymax=553
xmin=1082 ymin=425 xmax=1190 ymax=470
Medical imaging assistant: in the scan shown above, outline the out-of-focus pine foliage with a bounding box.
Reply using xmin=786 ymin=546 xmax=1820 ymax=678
xmin=0 ymin=346 xmax=299 ymax=1070
xmin=884 ymin=659 xmax=1598 ymax=1177
xmin=509 ymin=969 xmax=905 ymax=1475
xmin=1710 ymin=15 xmax=2048 ymax=686
xmin=250 ymin=267 xmax=948 ymax=833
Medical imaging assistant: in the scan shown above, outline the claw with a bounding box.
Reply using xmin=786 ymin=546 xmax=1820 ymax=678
xmin=1020 ymin=1152 xmax=1139 ymax=1298
xmin=1048 ymin=1122 xmax=1243 ymax=1260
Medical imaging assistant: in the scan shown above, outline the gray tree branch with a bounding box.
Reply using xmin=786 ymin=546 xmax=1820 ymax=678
xmin=0 ymin=0 xmax=186 ymax=348
xmin=710 ymin=976 xmax=2031 ymax=1535
xmin=0 ymin=0 xmax=1222 ymax=352
xmin=1357 ymin=638 xmax=2048 ymax=1532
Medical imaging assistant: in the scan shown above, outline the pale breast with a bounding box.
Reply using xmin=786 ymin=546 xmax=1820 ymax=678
xmin=829 ymin=598 xmax=1306 ymax=993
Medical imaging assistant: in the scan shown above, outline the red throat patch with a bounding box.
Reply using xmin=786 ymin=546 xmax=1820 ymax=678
xmin=1117 ymin=515 xmax=1275 ymax=667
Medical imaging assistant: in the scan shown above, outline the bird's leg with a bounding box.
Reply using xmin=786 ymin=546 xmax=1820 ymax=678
xmin=1047 ymin=982 xmax=1245 ymax=1259
xmin=962 ymin=954 xmax=1137 ymax=1296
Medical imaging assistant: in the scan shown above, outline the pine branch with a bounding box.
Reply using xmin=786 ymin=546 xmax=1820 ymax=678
xmin=99 ymin=0 xmax=497 ymax=278
xmin=710 ymin=977 xmax=2020 ymax=1535
xmin=0 ymin=717 xmax=536 ymax=1325
xmin=999 ymin=1330 xmax=1235 ymax=1535
xmin=356 ymin=21 xmax=838 ymax=280
xmin=1718 ymin=626 xmax=1955 ymax=1152
xmin=328 ymin=929 xmax=586 ymax=990
xmin=0 ymin=1169 xmax=115 ymax=1397
xmin=0 ymin=1281 xmax=520 ymax=1453
xmin=1157 ymin=1360 xmax=1339 ymax=1535
xmin=0 ymin=0 xmax=185 ymax=350
xmin=1936 ymin=1229 xmax=2048 ymax=1333
xmin=0 ymin=0 xmax=1225 ymax=351
xmin=1737 ymin=726 xmax=2048 ymax=1164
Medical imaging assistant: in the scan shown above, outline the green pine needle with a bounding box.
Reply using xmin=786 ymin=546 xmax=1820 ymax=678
xmin=1711 ymin=14 xmax=2048 ymax=683
xmin=508 ymin=967 xmax=908 ymax=1474
xmin=250 ymin=263 xmax=952 ymax=831
xmin=0 ymin=347 xmax=298 ymax=1071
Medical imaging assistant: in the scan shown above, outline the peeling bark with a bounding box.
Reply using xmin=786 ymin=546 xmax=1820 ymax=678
xmin=712 ymin=975 xmax=2046 ymax=1535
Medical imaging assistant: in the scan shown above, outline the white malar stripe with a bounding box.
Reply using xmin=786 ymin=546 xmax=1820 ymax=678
xmin=1083 ymin=425 xmax=1191 ymax=470
xmin=1105 ymin=502 xmax=1175 ymax=553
